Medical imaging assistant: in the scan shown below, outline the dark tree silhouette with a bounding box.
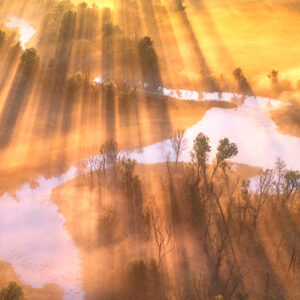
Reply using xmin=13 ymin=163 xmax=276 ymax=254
xmin=138 ymin=36 xmax=162 ymax=90
xmin=233 ymin=68 xmax=254 ymax=96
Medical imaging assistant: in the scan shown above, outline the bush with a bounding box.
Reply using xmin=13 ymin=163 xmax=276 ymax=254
xmin=0 ymin=282 xmax=24 ymax=300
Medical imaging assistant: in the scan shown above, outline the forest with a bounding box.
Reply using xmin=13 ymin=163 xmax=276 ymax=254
xmin=0 ymin=0 xmax=299 ymax=299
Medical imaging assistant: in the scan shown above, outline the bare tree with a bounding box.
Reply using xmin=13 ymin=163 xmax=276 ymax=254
xmin=236 ymin=180 xmax=252 ymax=242
xmin=273 ymin=158 xmax=286 ymax=201
xmin=150 ymin=208 xmax=174 ymax=268
xmin=282 ymin=170 xmax=300 ymax=208
xmin=98 ymin=139 xmax=120 ymax=184
xmin=83 ymin=156 xmax=100 ymax=188
xmin=171 ymin=129 xmax=186 ymax=166
xmin=100 ymin=139 xmax=119 ymax=171
xmin=143 ymin=206 xmax=152 ymax=257
xmin=82 ymin=156 xmax=101 ymax=246
xmin=284 ymin=234 xmax=299 ymax=280
xmin=212 ymin=230 xmax=228 ymax=280
xmin=252 ymin=169 xmax=274 ymax=226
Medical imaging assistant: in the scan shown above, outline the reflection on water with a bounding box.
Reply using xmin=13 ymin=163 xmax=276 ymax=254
xmin=5 ymin=16 xmax=36 ymax=49
xmin=1 ymin=16 xmax=84 ymax=300
xmin=0 ymin=15 xmax=299 ymax=295
xmin=161 ymin=88 xmax=232 ymax=102
xmin=0 ymin=167 xmax=84 ymax=300
xmin=0 ymin=83 xmax=298 ymax=299
xmin=128 ymin=93 xmax=300 ymax=170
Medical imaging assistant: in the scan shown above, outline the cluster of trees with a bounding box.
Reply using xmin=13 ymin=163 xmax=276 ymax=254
xmin=66 ymin=72 xmax=101 ymax=98
xmin=31 ymin=0 xmax=165 ymax=96
xmin=232 ymin=68 xmax=253 ymax=96
xmin=166 ymin=131 xmax=300 ymax=299
xmin=81 ymin=131 xmax=299 ymax=299
xmin=138 ymin=36 xmax=162 ymax=90
xmin=0 ymin=24 xmax=21 ymax=51
xmin=0 ymin=282 xmax=23 ymax=300
xmin=20 ymin=48 xmax=39 ymax=75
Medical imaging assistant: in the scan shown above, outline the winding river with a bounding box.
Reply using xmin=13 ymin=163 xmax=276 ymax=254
xmin=1 ymin=16 xmax=300 ymax=300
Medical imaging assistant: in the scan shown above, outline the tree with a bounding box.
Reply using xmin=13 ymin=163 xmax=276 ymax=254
xmin=104 ymin=81 xmax=115 ymax=100
xmin=233 ymin=68 xmax=253 ymax=96
xmin=216 ymin=138 xmax=238 ymax=165
xmin=274 ymin=157 xmax=286 ymax=200
xmin=212 ymin=230 xmax=228 ymax=280
xmin=98 ymin=208 xmax=120 ymax=246
xmin=0 ymin=282 xmax=24 ymax=300
xmin=20 ymin=48 xmax=39 ymax=74
xmin=282 ymin=170 xmax=300 ymax=208
xmin=59 ymin=10 xmax=76 ymax=41
xmin=268 ymin=70 xmax=292 ymax=96
xmin=268 ymin=70 xmax=280 ymax=96
xmin=213 ymin=138 xmax=238 ymax=176
xmin=147 ymin=206 xmax=174 ymax=268
xmin=66 ymin=72 xmax=91 ymax=95
xmin=126 ymin=258 xmax=147 ymax=285
xmin=138 ymin=36 xmax=162 ymax=90
xmin=193 ymin=133 xmax=211 ymax=169
xmin=273 ymin=158 xmax=300 ymax=208
xmin=0 ymin=30 xmax=5 ymax=46
xmin=252 ymin=169 xmax=274 ymax=226
xmin=176 ymin=0 xmax=186 ymax=11
xmin=171 ymin=129 xmax=186 ymax=165
xmin=119 ymin=158 xmax=138 ymax=190
xmin=99 ymin=139 xmax=119 ymax=175
xmin=192 ymin=133 xmax=211 ymax=187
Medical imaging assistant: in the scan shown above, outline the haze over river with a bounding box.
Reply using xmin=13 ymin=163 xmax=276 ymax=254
xmin=1 ymin=16 xmax=300 ymax=300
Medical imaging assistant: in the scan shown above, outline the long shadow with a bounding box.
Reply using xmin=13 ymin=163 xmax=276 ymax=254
xmin=136 ymin=5 xmax=171 ymax=141
xmin=101 ymin=8 xmax=114 ymax=80
xmin=72 ymin=3 xmax=100 ymax=74
xmin=101 ymin=8 xmax=116 ymax=140
xmin=166 ymin=180 xmax=206 ymax=300
xmin=118 ymin=0 xmax=142 ymax=37
xmin=171 ymin=0 xmax=219 ymax=92
xmin=168 ymin=176 xmax=247 ymax=299
xmin=268 ymin=208 xmax=300 ymax=279
xmin=176 ymin=246 xmax=198 ymax=300
xmin=188 ymin=0 xmax=234 ymax=70
xmin=0 ymin=31 xmax=19 ymax=61
xmin=43 ymin=10 xmax=76 ymax=137
xmin=0 ymin=63 xmax=36 ymax=148
xmin=60 ymin=86 xmax=78 ymax=135
xmin=117 ymin=0 xmax=142 ymax=83
xmin=138 ymin=0 xmax=164 ymax=89
xmin=117 ymin=1 xmax=145 ymax=148
xmin=166 ymin=187 xmax=201 ymax=298
xmin=240 ymin=223 xmax=287 ymax=299
xmin=1 ymin=0 xmax=47 ymax=20
xmin=0 ymin=42 xmax=22 ymax=94
xmin=153 ymin=0 xmax=190 ymax=88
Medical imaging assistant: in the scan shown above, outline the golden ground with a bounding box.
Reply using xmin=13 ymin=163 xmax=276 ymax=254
xmin=51 ymin=162 xmax=260 ymax=299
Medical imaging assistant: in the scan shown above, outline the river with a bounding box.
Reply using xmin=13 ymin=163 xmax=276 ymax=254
xmin=1 ymin=16 xmax=300 ymax=300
